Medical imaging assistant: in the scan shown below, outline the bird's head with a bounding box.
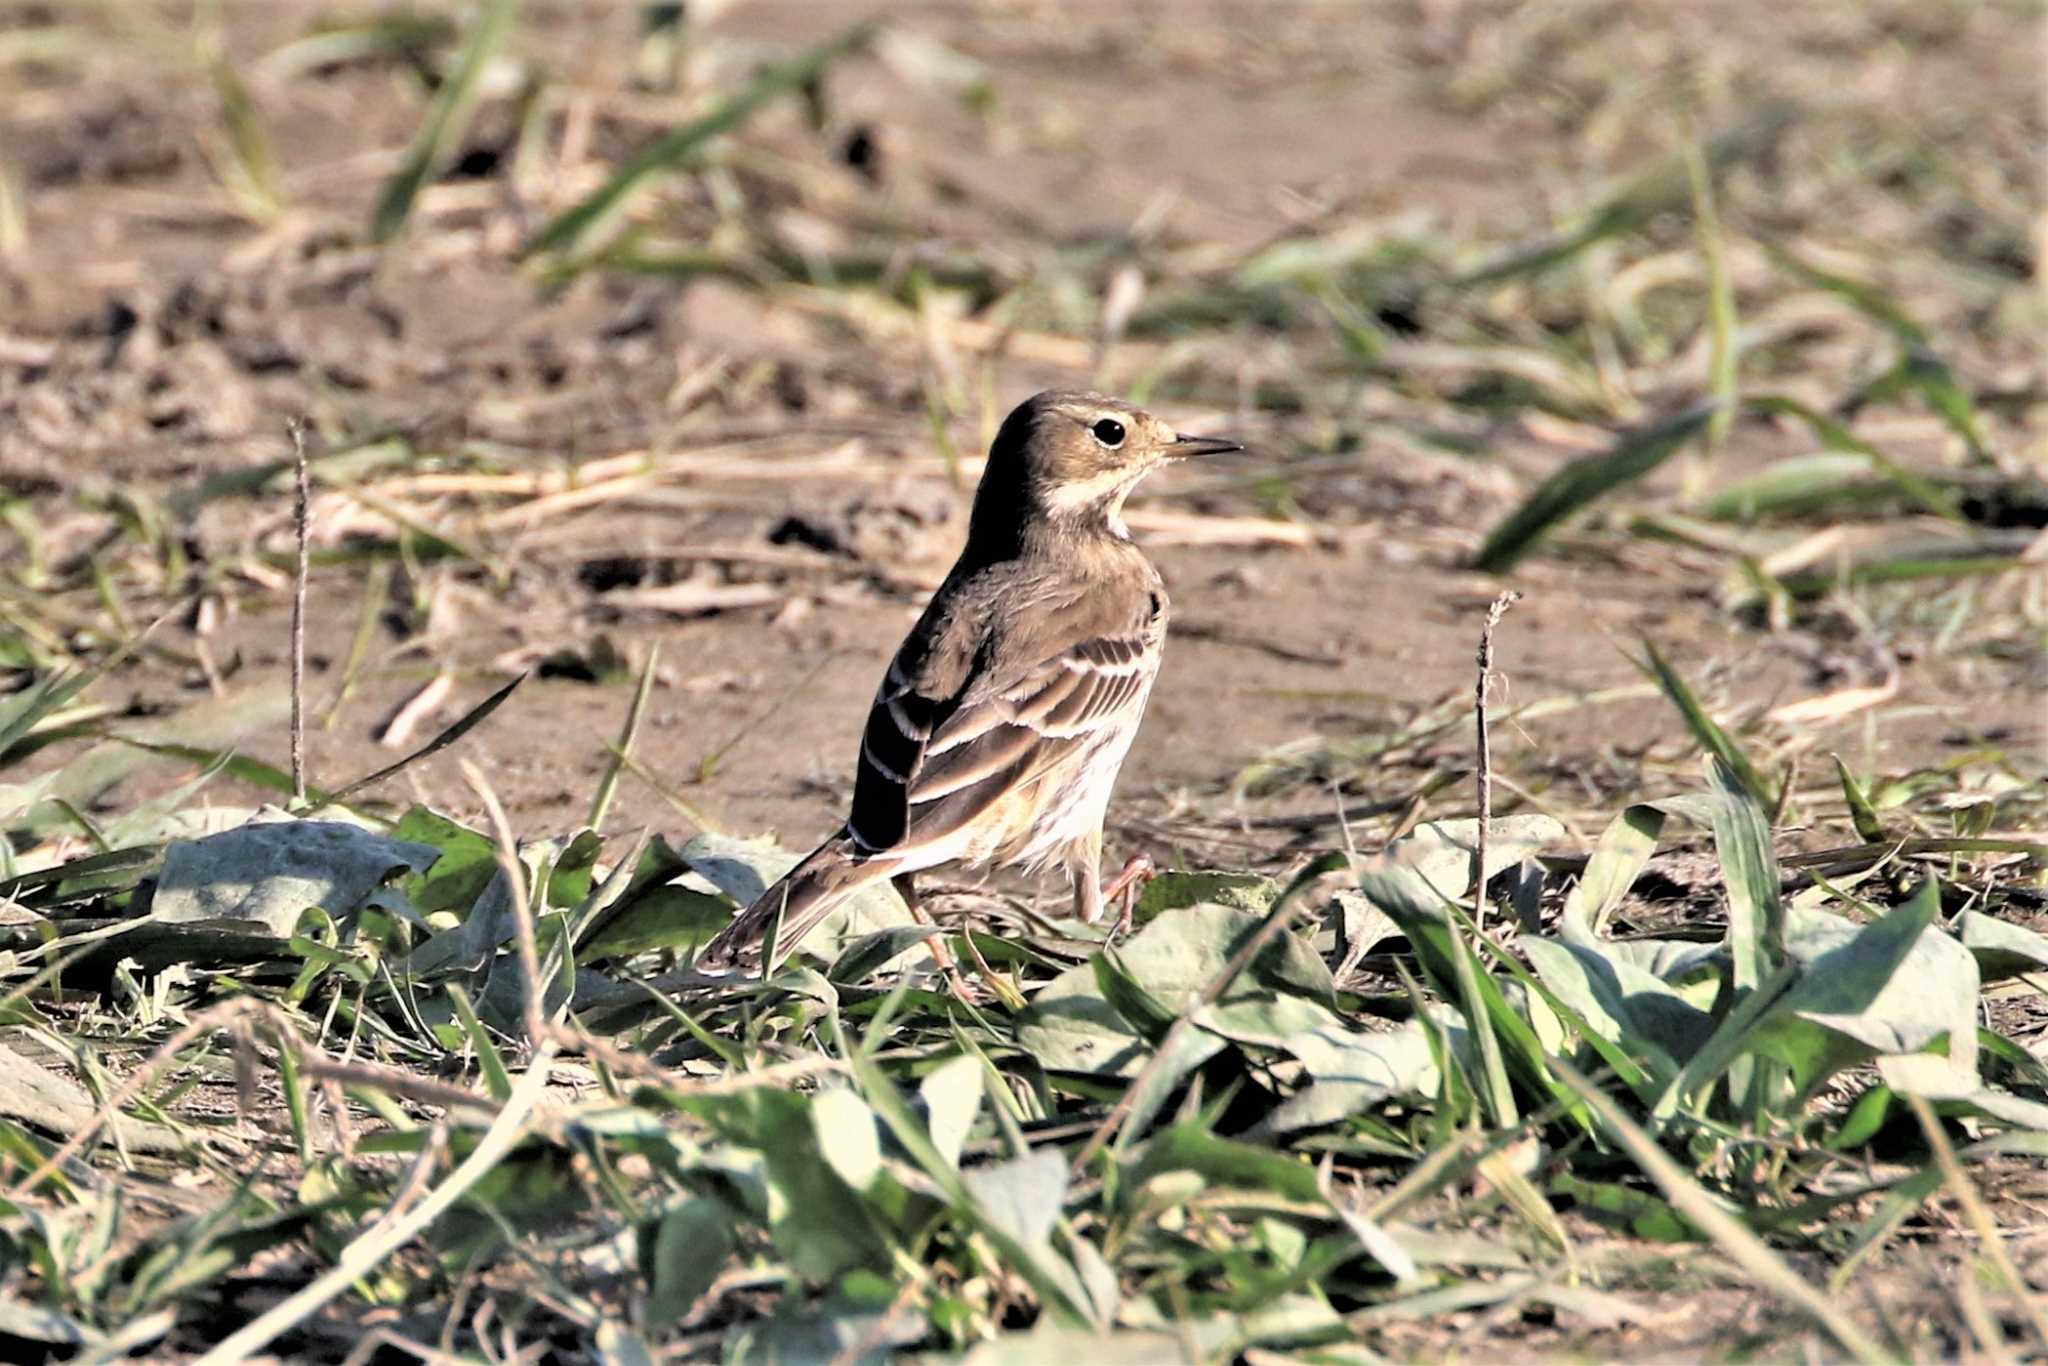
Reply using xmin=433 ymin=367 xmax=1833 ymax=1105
xmin=973 ymin=389 xmax=1242 ymax=545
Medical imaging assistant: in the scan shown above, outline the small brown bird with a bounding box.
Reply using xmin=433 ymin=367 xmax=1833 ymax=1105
xmin=695 ymin=390 xmax=1242 ymax=975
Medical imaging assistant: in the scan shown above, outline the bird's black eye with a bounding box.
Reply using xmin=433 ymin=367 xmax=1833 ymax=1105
xmin=1090 ymin=418 xmax=1126 ymax=448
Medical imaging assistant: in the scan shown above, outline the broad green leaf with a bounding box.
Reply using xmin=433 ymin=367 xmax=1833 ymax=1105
xmin=1559 ymin=804 xmax=1669 ymax=940
xmin=1255 ymin=1016 xmax=1445 ymax=1135
xmin=1114 ymin=1022 xmax=1241 ymax=1150
xmin=1522 ymin=937 xmax=1709 ymax=1073
xmin=1703 ymin=755 xmax=1784 ymax=990
xmin=692 ymin=1090 xmax=891 ymax=1284
xmin=1758 ymin=883 xmax=1975 ymax=1098
xmin=917 ymin=1055 xmax=982 ymax=1171
xmin=1354 ymin=814 xmax=1569 ymax=924
xmin=962 ymin=1149 xmax=1067 ymax=1252
xmin=576 ymin=883 xmax=730 ymax=960
xmin=153 ymin=815 xmax=441 ymax=936
xmin=841 ymin=1048 xmax=1092 ymax=1323
xmin=812 ymin=1087 xmax=882 ymax=1194
xmin=391 ymin=806 xmax=499 ymax=916
xmin=1956 ymin=910 xmax=2048 ymax=983
xmin=1016 ymin=903 xmax=1333 ymax=1076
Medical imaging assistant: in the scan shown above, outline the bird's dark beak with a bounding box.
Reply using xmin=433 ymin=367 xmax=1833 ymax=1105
xmin=1170 ymin=432 xmax=1244 ymax=458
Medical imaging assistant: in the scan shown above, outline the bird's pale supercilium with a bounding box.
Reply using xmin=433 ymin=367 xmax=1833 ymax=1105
xmin=695 ymin=390 xmax=1243 ymax=975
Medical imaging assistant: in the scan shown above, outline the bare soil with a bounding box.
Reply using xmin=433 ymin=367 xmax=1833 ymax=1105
xmin=8 ymin=3 xmax=2035 ymax=852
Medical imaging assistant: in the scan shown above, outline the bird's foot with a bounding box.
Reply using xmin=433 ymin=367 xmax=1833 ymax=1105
xmin=1101 ymin=852 xmax=1156 ymax=940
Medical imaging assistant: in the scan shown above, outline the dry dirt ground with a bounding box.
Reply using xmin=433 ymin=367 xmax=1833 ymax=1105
xmin=7 ymin=1 xmax=2038 ymax=868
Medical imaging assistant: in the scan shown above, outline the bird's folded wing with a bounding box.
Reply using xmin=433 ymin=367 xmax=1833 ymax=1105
xmin=848 ymin=630 xmax=1155 ymax=854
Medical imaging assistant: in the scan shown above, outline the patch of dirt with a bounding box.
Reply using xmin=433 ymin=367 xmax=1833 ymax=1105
xmin=6 ymin=2 xmax=2038 ymax=870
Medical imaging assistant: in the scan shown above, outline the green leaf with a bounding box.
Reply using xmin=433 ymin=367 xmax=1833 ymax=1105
xmin=1732 ymin=396 xmax=1966 ymax=522
xmin=1958 ymin=910 xmax=2048 ymax=983
xmin=688 ymin=1089 xmax=890 ymax=1283
xmin=526 ymin=22 xmax=876 ymax=261
xmin=725 ymin=1296 xmax=926 ymax=1365
xmin=1703 ymin=754 xmax=1785 ymax=991
xmin=1831 ymin=757 xmax=1888 ymax=844
xmin=153 ymin=816 xmax=442 ymax=936
xmin=1559 ymin=804 xmax=1669 ymax=941
xmin=391 ymin=806 xmax=499 ymax=916
xmin=1353 ymin=815 xmax=1569 ymax=922
xmin=1255 ymin=1016 xmax=1444 ymax=1136
xmin=1472 ymin=404 xmax=1719 ymax=573
xmin=371 ymin=0 xmax=521 ymax=242
xmin=812 ymin=1087 xmax=882 ymax=1194
xmin=1015 ymin=903 xmax=1332 ymax=1076
xmin=1522 ymin=937 xmax=1708 ymax=1075
xmin=1550 ymin=1172 xmax=1698 ymax=1242
xmin=1128 ymin=1124 xmax=1323 ymax=1205
xmin=962 ymin=1148 xmax=1067 ymax=1252
xmin=1767 ymin=886 xmax=1976 ymax=1098
xmin=577 ymin=883 xmax=730 ymax=960
xmin=1638 ymin=647 xmax=1776 ymax=813
xmin=445 ymin=984 xmax=512 ymax=1102
xmin=916 ymin=1055 xmax=982 ymax=1171
xmin=840 ymin=1046 xmax=1092 ymax=1323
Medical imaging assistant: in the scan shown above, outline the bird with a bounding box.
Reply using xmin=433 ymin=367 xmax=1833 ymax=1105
xmin=694 ymin=389 xmax=1242 ymax=977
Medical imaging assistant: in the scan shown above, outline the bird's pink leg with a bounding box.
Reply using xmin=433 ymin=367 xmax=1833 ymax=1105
xmin=1100 ymin=852 xmax=1156 ymax=938
xmin=894 ymin=873 xmax=974 ymax=1003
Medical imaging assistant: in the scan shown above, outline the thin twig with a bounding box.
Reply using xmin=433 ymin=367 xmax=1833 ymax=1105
xmin=288 ymin=417 xmax=312 ymax=805
xmin=1473 ymin=590 xmax=1521 ymax=931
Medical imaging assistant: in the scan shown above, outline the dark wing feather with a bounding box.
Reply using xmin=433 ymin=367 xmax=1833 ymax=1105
xmin=846 ymin=586 xmax=1162 ymax=857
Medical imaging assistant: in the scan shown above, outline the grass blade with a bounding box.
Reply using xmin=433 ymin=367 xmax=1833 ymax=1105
xmin=371 ymin=0 xmax=522 ymax=243
xmin=525 ymin=22 xmax=876 ymax=262
xmin=1702 ymin=754 xmax=1786 ymax=993
xmin=589 ymin=644 xmax=657 ymax=831
xmin=309 ymin=673 xmax=527 ymax=814
xmin=1634 ymin=639 xmax=1775 ymax=810
xmin=1744 ymin=395 xmax=1964 ymax=522
xmin=1686 ymin=138 xmax=1737 ymax=451
xmin=1460 ymin=101 xmax=1796 ymax=286
xmin=1554 ymin=1056 xmax=1889 ymax=1363
xmin=1473 ymin=404 xmax=1718 ymax=573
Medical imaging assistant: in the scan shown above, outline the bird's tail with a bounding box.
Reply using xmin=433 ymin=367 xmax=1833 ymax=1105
xmin=696 ymin=831 xmax=899 ymax=972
